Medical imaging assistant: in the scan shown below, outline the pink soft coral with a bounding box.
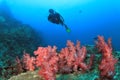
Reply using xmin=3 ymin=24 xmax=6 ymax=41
xmin=34 ymin=46 xmax=59 ymax=80
xmin=22 ymin=52 xmax=35 ymax=71
xmin=22 ymin=40 xmax=94 ymax=80
xmin=96 ymin=35 xmax=118 ymax=79
xmin=58 ymin=40 xmax=94 ymax=73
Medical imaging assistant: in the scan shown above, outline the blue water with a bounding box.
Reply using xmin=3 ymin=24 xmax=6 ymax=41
xmin=2 ymin=0 xmax=120 ymax=50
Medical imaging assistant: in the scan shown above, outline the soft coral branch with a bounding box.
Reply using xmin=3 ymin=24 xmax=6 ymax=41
xmin=22 ymin=51 xmax=35 ymax=71
xmin=73 ymin=40 xmax=94 ymax=72
xmin=58 ymin=40 xmax=94 ymax=73
xmin=22 ymin=40 xmax=94 ymax=80
xmin=34 ymin=46 xmax=59 ymax=80
xmin=96 ymin=35 xmax=118 ymax=79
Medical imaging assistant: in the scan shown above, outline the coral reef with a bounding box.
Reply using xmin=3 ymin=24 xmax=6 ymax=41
xmin=33 ymin=40 xmax=94 ymax=80
xmin=8 ymin=35 xmax=120 ymax=80
xmin=1 ymin=1 xmax=119 ymax=80
xmin=8 ymin=71 xmax=42 ymax=80
xmin=0 ymin=6 xmax=43 ymax=79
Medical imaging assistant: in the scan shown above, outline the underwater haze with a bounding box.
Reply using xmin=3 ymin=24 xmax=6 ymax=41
xmin=4 ymin=0 xmax=120 ymax=50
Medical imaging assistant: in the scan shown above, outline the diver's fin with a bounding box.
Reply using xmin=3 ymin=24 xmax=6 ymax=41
xmin=65 ymin=25 xmax=71 ymax=33
xmin=66 ymin=28 xmax=71 ymax=33
xmin=63 ymin=24 xmax=71 ymax=33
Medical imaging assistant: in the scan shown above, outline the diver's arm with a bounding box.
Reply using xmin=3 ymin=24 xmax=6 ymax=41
xmin=60 ymin=15 xmax=64 ymax=22
xmin=56 ymin=12 xmax=64 ymax=22
xmin=48 ymin=14 xmax=53 ymax=22
xmin=48 ymin=15 xmax=51 ymax=21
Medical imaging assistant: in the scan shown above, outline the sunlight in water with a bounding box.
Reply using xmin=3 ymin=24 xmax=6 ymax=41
xmin=6 ymin=0 xmax=92 ymax=7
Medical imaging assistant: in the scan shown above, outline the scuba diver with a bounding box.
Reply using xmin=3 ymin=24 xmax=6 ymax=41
xmin=48 ymin=9 xmax=71 ymax=33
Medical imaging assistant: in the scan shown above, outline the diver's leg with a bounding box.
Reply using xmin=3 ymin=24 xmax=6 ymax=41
xmin=59 ymin=20 xmax=71 ymax=32
xmin=60 ymin=20 xmax=64 ymax=26
xmin=63 ymin=24 xmax=71 ymax=33
xmin=64 ymin=24 xmax=68 ymax=29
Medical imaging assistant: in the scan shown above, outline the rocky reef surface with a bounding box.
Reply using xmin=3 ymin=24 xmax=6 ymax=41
xmin=0 ymin=5 xmax=43 ymax=79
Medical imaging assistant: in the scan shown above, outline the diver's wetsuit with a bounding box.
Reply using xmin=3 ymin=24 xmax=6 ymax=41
xmin=48 ymin=13 xmax=69 ymax=29
xmin=48 ymin=13 xmax=61 ymax=24
xmin=48 ymin=9 xmax=71 ymax=32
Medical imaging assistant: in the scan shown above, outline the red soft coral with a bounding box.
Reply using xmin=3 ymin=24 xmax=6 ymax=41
xmin=73 ymin=40 xmax=94 ymax=72
xmin=22 ymin=52 xmax=35 ymax=71
xmin=58 ymin=40 xmax=94 ymax=73
xmin=34 ymin=46 xmax=59 ymax=80
xmin=21 ymin=40 xmax=94 ymax=80
xmin=96 ymin=35 xmax=118 ymax=79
